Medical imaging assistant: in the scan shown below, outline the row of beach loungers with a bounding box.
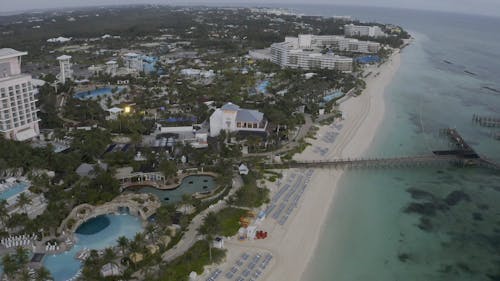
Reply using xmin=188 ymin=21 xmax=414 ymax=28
xmin=265 ymin=169 xmax=314 ymax=226
xmin=1 ymin=233 xmax=38 ymax=249
xmin=222 ymin=252 xmax=273 ymax=281
xmin=0 ymin=168 xmax=24 ymax=178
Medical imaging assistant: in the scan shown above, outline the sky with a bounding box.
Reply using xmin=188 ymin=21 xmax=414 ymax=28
xmin=0 ymin=0 xmax=499 ymax=18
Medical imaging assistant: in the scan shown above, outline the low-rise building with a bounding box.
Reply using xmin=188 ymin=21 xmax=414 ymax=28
xmin=209 ymin=102 xmax=267 ymax=137
xmin=344 ymin=24 xmax=387 ymax=38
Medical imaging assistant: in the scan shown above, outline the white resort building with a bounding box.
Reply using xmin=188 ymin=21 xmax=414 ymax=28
xmin=344 ymin=24 xmax=387 ymax=38
xmin=270 ymin=34 xmax=380 ymax=72
xmin=0 ymin=48 xmax=40 ymax=141
xmin=105 ymin=60 xmax=118 ymax=77
xmin=209 ymin=102 xmax=268 ymax=137
xmin=123 ymin=52 xmax=143 ymax=73
xmin=56 ymin=54 xmax=73 ymax=83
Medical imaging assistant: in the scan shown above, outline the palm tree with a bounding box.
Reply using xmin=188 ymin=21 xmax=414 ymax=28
xmin=145 ymin=224 xmax=156 ymax=241
xmin=206 ymin=234 xmax=214 ymax=262
xmin=0 ymin=199 xmax=9 ymax=226
xmin=103 ymin=247 xmax=117 ymax=263
xmin=15 ymin=246 xmax=30 ymax=266
xmin=1 ymin=254 xmax=19 ymax=278
xmin=133 ymin=233 xmax=146 ymax=249
xmin=16 ymin=193 xmax=32 ymax=214
xmin=34 ymin=267 xmax=52 ymax=281
xmin=117 ymin=236 xmax=129 ymax=255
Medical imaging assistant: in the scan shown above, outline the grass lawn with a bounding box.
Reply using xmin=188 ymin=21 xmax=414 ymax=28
xmin=217 ymin=207 xmax=248 ymax=236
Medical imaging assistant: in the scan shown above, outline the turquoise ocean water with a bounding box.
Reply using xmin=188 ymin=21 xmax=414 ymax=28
xmin=277 ymin=5 xmax=500 ymax=281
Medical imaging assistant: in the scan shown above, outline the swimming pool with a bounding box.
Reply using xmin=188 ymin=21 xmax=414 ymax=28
xmin=74 ymin=87 xmax=124 ymax=100
xmin=256 ymin=81 xmax=270 ymax=94
xmin=43 ymin=214 xmax=143 ymax=281
xmin=0 ymin=182 xmax=29 ymax=200
xmin=131 ymin=175 xmax=216 ymax=204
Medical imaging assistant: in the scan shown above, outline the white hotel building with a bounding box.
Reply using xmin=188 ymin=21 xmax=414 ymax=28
xmin=295 ymin=34 xmax=381 ymax=54
xmin=344 ymin=24 xmax=387 ymax=38
xmin=270 ymin=35 xmax=380 ymax=72
xmin=271 ymin=37 xmax=353 ymax=72
xmin=0 ymin=48 xmax=40 ymax=141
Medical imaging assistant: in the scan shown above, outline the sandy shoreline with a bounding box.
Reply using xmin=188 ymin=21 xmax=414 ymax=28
xmin=209 ymin=50 xmax=402 ymax=281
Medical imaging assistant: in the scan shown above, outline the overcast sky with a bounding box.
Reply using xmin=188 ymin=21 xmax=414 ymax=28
xmin=1 ymin=0 xmax=499 ymax=17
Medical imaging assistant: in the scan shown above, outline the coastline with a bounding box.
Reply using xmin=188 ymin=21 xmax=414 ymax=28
xmin=218 ymin=49 xmax=402 ymax=281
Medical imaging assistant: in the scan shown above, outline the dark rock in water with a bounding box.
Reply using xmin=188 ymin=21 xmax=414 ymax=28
xmin=164 ymin=197 xmax=170 ymax=200
xmin=477 ymin=204 xmax=490 ymax=210
xmin=418 ymin=217 xmax=433 ymax=231
xmin=405 ymin=202 xmax=437 ymax=216
xmin=472 ymin=212 xmax=483 ymax=221
xmin=444 ymin=190 xmax=471 ymax=206
xmin=398 ymin=253 xmax=410 ymax=262
xmin=436 ymin=170 xmax=444 ymax=174
xmin=406 ymin=187 xmax=436 ymax=201
xmin=439 ymin=264 xmax=453 ymax=274
xmin=456 ymin=262 xmax=472 ymax=273
xmin=487 ymin=274 xmax=500 ymax=281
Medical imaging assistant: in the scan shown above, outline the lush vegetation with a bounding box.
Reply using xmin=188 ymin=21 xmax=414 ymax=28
xmin=198 ymin=207 xmax=247 ymax=237
xmin=230 ymin=173 xmax=269 ymax=208
xmin=155 ymin=240 xmax=226 ymax=281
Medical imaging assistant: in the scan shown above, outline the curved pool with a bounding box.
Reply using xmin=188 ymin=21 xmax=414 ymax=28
xmin=74 ymin=86 xmax=124 ymax=100
xmin=132 ymin=175 xmax=216 ymax=204
xmin=43 ymin=214 xmax=142 ymax=281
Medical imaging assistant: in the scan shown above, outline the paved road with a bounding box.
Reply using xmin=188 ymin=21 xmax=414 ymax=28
xmin=161 ymin=174 xmax=244 ymax=263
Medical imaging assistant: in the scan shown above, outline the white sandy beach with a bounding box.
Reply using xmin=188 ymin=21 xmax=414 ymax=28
xmin=211 ymin=51 xmax=401 ymax=281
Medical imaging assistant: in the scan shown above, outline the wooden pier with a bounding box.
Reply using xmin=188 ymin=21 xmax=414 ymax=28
xmin=264 ymin=128 xmax=499 ymax=171
xmin=473 ymin=114 xmax=500 ymax=127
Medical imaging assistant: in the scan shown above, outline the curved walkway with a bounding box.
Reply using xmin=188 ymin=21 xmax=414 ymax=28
xmin=161 ymin=174 xmax=243 ymax=263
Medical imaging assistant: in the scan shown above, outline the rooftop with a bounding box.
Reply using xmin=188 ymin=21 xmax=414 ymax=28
xmin=57 ymin=55 xmax=72 ymax=60
xmin=221 ymin=102 xmax=240 ymax=111
xmin=0 ymin=48 xmax=27 ymax=60
xmin=236 ymin=109 xmax=264 ymax=123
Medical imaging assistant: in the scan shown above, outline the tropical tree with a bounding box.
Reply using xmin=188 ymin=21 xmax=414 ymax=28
xmin=159 ymin=160 xmax=177 ymax=180
xmin=16 ymin=193 xmax=32 ymax=214
xmin=15 ymin=246 xmax=30 ymax=266
xmin=103 ymin=247 xmax=117 ymax=263
xmin=34 ymin=267 xmax=52 ymax=281
xmin=198 ymin=212 xmax=219 ymax=236
xmin=0 ymin=199 xmax=9 ymax=226
xmin=155 ymin=205 xmax=173 ymax=227
xmin=145 ymin=223 xmax=156 ymax=241
xmin=1 ymin=254 xmax=19 ymax=278
xmin=117 ymin=236 xmax=129 ymax=255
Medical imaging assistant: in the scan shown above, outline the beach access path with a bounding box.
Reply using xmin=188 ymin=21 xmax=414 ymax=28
xmin=160 ymin=174 xmax=244 ymax=263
